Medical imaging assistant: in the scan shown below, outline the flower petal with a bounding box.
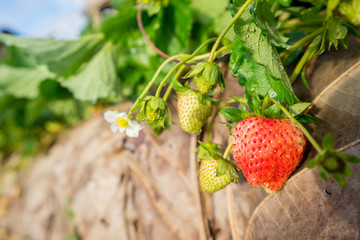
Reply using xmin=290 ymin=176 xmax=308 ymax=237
xmin=125 ymin=127 xmax=140 ymax=138
xmin=110 ymin=124 xmax=119 ymax=133
xmin=104 ymin=111 xmax=118 ymax=123
xmin=117 ymin=112 xmax=127 ymax=119
xmin=129 ymin=120 xmax=143 ymax=130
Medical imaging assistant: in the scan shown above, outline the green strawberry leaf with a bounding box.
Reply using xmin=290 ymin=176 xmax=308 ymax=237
xmin=220 ymin=107 xmax=244 ymax=123
xmin=231 ymin=0 xmax=293 ymax=93
xmin=0 ymin=33 xmax=104 ymax=77
xmin=289 ymin=102 xmax=311 ymax=116
xmin=230 ymin=37 xmax=298 ymax=106
xmin=0 ymin=65 xmax=55 ymax=99
xmin=61 ymin=43 xmax=120 ymax=102
xmin=252 ymin=0 xmax=290 ymax=49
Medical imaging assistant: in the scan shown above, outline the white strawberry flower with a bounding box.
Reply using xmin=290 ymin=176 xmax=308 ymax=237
xmin=104 ymin=111 xmax=142 ymax=138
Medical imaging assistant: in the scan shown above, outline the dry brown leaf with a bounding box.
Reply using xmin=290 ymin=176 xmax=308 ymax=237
xmin=245 ymin=140 xmax=360 ymax=240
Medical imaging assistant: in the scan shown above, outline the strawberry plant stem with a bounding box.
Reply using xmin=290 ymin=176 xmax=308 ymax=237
xmin=163 ymin=65 xmax=187 ymax=101
xmin=282 ymin=27 xmax=324 ymax=63
xmin=280 ymin=20 xmax=323 ymax=30
xmin=129 ymin=55 xmax=182 ymax=115
xmin=208 ymin=0 xmax=253 ymax=62
xmin=206 ymin=99 xmax=239 ymax=143
xmin=223 ymin=140 xmax=233 ymax=159
xmin=155 ymin=38 xmax=217 ymax=98
xmin=163 ymin=46 xmax=229 ymax=101
xmin=271 ymin=99 xmax=323 ymax=153
xmin=137 ymin=4 xmax=174 ymax=62
xmin=289 ymin=44 xmax=314 ymax=84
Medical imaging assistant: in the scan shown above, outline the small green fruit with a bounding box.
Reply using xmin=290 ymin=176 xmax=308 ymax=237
xmin=199 ymin=159 xmax=236 ymax=193
xmin=177 ymin=92 xmax=212 ymax=135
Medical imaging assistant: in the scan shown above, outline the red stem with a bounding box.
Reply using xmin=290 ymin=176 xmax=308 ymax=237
xmin=137 ymin=4 xmax=179 ymax=63
xmin=136 ymin=4 xmax=229 ymax=64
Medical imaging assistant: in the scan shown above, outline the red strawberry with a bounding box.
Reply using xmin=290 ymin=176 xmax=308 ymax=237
xmin=231 ymin=116 xmax=306 ymax=192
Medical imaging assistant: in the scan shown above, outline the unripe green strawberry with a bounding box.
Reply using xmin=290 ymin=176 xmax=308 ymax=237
xmin=145 ymin=99 xmax=166 ymax=123
xmin=232 ymin=116 xmax=306 ymax=192
xmin=199 ymin=159 xmax=236 ymax=193
xmin=194 ymin=75 xmax=213 ymax=94
xmin=339 ymin=0 xmax=360 ymax=26
xmin=177 ymin=92 xmax=212 ymax=135
xmin=183 ymin=62 xmax=225 ymax=94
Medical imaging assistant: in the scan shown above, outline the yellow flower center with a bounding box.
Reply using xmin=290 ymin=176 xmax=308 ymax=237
xmin=117 ymin=117 xmax=129 ymax=128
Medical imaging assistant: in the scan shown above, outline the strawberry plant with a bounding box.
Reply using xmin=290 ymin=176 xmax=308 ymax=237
xmin=121 ymin=0 xmax=360 ymax=192
xmin=0 ymin=0 xmax=360 ymax=197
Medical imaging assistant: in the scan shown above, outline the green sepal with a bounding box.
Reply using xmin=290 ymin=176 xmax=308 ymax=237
xmin=197 ymin=141 xmax=223 ymax=162
xmin=183 ymin=62 xmax=206 ymax=79
xmin=325 ymin=19 xmax=348 ymax=50
xmin=333 ymin=174 xmax=347 ymax=187
xmin=220 ymin=107 xmax=244 ymax=123
xmin=231 ymin=96 xmax=247 ymax=103
xmin=136 ymin=100 xmax=147 ymax=122
xmin=203 ymin=62 xmax=220 ymax=86
xmin=263 ymin=102 xmax=281 ymax=118
xmin=307 ymin=157 xmax=317 ymax=169
xmin=316 ymin=30 xmax=327 ymax=55
xmin=318 ymin=166 xmax=329 ymax=182
xmin=223 ymin=122 xmax=237 ymax=128
xmin=345 ymin=24 xmax=360 ymax=39
xmin=197 ymin=92 xmax=206 ymax=105
xmin=245 ymin=92 xmax=262 ymax=116
xmin=149 ymin=116 xmax=171 ymax=137
xmin=240 ymin=102 xmax=252 ymax=119
xmin=295 ymin=113 xmax=319 ymax=123
xmin=322 ymin=134 xmax=334 ymax=150
xmin=132 ymin=99 xmax=145 ymax=113
xmin=216 ymin=159 xmax=239 ymax=180
xmin=216 ymin=159 xmax=229 ymax=176
xmin=300 ymin=68 xmax=310 ymax=89
xmin=172 ymin=79 xmax=191 ymax=93
xmin=308 ymin=134 xmax=360 ymax=187
xmin=137 ymin=96 xmax=170 ymax=132
xmin=289 ymin=102 xmax=311 ymax=117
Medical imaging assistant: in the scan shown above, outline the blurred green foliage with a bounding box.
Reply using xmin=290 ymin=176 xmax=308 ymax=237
xmin=0 ymin=0 xmax=232 ymax=162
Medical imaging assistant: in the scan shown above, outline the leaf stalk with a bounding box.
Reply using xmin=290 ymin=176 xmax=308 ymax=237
xmin=208 ymin=0 xmax=254 ymax=62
